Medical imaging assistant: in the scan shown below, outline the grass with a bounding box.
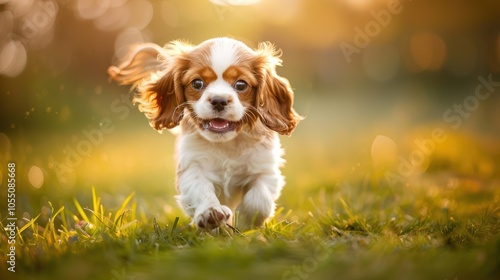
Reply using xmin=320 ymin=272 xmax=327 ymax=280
xmin=1 ymin=91 xmax=499 ymax=279
xmin=1 ymin=173 xmax=499 ymax=280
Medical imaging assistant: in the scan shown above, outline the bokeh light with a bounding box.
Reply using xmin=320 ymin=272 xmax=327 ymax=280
xmin=28 ymin=165 xmax=44 ymax=189
xmin=75 ymin=0 xmax=110 ymax=20
xmin=343 ymin=0 xmax=376 ymax=10
xmin=0 ymin=40 xmax=27 ymax=77
xmin=114 ymin=27 xmax=149 ymax=57
xmin=407 ymin=32 xmax=447 ymax=72
xmin=93 ymin=2 xmax=132 ymax=31
xmin=160 ymin=1 xmax=179 ymax=28
xmin=371 ymin=135 xmax=398 ymax=168
xmin=210 ymin=0 xmax=261 ymax=6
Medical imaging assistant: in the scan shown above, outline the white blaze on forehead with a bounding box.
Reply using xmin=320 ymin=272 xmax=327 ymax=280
xmin=210 ymin=38 xmax=240 ymax=77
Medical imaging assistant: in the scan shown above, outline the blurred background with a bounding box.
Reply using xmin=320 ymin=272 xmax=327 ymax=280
xmin=0 ymin=0 xmax=499 ymax=220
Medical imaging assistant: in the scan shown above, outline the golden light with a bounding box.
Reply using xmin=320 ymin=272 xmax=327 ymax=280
xmin=343 ymin=0 xmax=376 ymax=10
xmin=161 ymin=1 xmax=179 ymax=28
xmin=0 ymin=40 xmax=27 ymax=77
xmin=210 ymin=0 xmax=261 ymax=6
xmin=77 ymin=0 xmax=153 ymax=31
xmin=28 ymin=165 xmax=44 ymax=189
xmin=408 ymin=33 xmax=447 ymax=72
xmin=371 ymin=135 xmax=399 ymax=168
xmin=126 ymin=0 xmax=153 ymax=30
xmin=114 ymin=27 xmax=149 ymax=57
xmin=94 ymin=4 xmax=131 ymax=31
xmin=76 ymin=0 xmax=110 ymax=20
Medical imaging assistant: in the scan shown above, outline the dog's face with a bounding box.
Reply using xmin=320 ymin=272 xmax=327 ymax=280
xmin=109 ymin=37 xmax=301 ymax=142
xmin=181 ymin=39 xmax=260 ymax=142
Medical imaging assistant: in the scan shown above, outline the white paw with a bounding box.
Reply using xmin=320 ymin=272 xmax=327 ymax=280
xmin=193 ymin=205 xmax=232 ymax=230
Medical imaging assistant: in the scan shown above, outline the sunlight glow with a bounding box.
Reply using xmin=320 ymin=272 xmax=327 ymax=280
xmin=371 ymin=135 xmax=398 ymax=168
xmin=76 ymin=0 xmax=110 ymax=20
xmin=344 ymin=0 xmax=375 ymax=10
xmin=408 ymin=33 xmax=447 ymax=72
xmin=0 ymin=40 xmax=27 ymax=77
xmin=29 ymin=165 xmax=44 ymax=189
xmin=210 ymin=0 xmax=261 ymax=6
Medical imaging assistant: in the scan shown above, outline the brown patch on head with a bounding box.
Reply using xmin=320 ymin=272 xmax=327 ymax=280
xmin=185 ymin=39 xmax=214 ymax=68
xmin=222 ymin=65 xmax=258 ymax=107
xmin=200 ymin=67 xmax=217 ymax=81
xmin=183 ymin=66 xmax=218 ymax=103
xmin=176 ymin=40 xmax=218 ymax=104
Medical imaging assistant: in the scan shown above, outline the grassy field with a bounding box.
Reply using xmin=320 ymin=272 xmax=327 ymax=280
xmin=1 ymin=92 xmax=499 ymax=280
xmin=1 ymin=1 xmax=499 ymax=279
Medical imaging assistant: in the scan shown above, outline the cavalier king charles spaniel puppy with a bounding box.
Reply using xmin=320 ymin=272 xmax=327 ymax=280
xmin=108 ymin=37 xmax=302 ymax=230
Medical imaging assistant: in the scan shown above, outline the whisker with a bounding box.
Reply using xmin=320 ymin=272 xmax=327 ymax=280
xmin=171 ymin=103 xmax=186 ymax=123
xmin=170 ymin=101 xmax=202 ymax=123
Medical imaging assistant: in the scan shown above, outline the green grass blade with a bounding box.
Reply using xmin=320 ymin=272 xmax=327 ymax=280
xmin=52 ymin=206 xmax=65 ymax=220
xmin=73 ymin=197 xmax=90 ymax=222
xmin=113 ymin=192 xmax=135 ymax=225
xmin=91 ymin=186 xmax=102 ymax=224
xmin=17 ymin=214 xmax=40 ymax=235
xmin=171 ymin=216 xmax=179 ymax=236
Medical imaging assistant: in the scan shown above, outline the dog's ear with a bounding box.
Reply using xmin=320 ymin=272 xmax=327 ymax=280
xmin=108 ymin=43 xmax=166 ymax=86
xmin=108 ymin=42 xmax=192 ymax=130
xmin=254 ymin=42 xmax=302 ymax=135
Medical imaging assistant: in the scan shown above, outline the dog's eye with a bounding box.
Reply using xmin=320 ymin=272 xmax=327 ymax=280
xmin=191 ymin=79 xmax=205 ymax=90
xmin=234 ymin=80 xmax=248 ymax=92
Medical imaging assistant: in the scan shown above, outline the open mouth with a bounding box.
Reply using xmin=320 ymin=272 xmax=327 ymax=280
xmin=202 ymin=118 xmax=238 ymax=133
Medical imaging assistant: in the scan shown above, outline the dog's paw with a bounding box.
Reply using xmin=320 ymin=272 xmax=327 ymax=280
xmin=194 ymin=205 xmax=232 ymax=230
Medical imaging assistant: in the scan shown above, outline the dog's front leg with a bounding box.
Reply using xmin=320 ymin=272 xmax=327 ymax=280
xmin=237 ymin=174 xmax=284 ymax=229
xmin=176 ymin=167 xmax=232 ymax=230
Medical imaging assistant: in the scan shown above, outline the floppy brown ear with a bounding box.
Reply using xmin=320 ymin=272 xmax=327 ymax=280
xmin=254 ymin=42 xmax=302 ymax=135
xmin=108 ymin=42 xmax=191 ymax=130
xmin=108 ymin=43 xmax=166 ymax=86
xmin=134 ymin=62 xmax=187 ymax=130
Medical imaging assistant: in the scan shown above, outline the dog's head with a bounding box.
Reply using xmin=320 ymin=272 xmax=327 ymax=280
xmin=108 ymin=37 xmax=301 ymax=142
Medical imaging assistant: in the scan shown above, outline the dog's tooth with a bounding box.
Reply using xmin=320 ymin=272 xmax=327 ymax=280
xmin=203 ymin=122 xmax=209 ymax=129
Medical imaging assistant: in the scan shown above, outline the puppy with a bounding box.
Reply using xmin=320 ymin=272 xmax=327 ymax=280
xmin=108 ymin=37 xmax=301 ymax=230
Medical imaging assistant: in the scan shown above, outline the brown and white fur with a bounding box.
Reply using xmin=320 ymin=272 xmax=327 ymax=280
xmin=108 ymin=37 xmax=301 ymax=230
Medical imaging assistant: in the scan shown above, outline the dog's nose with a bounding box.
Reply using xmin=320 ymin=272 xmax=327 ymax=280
xmin=210 ymin=97 xmax=228 ymax=112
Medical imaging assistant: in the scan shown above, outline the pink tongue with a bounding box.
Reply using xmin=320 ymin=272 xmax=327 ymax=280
xmin=210 ymin=118 xmax=229 ymax=129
